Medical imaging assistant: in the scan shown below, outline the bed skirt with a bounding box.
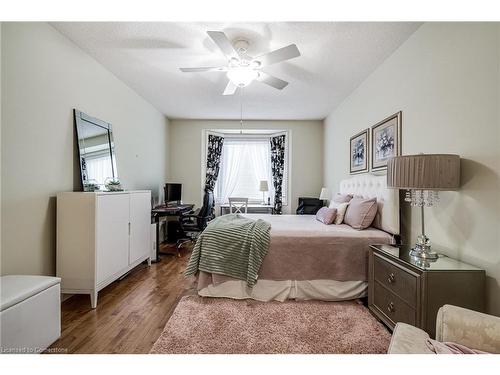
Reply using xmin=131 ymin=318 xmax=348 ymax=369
xmin=198 ymin=279 xmax=367 ymax=302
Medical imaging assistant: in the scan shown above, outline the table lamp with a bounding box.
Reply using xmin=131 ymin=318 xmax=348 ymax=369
xmin=259 ymin=180 xmax=269 ymax=205
xmin=319 ymin=187 xmax=330 ymax=206
xmin=387 ymin=154 xmax=460 ymax=260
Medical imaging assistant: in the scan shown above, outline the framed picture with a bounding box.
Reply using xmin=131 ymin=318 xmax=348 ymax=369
xmin=350 ymin=128 xmax=369 ymax=174
xmin=370 ymin=111 xmax=402 ymax=171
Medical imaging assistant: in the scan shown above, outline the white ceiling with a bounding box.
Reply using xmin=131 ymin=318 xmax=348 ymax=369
xmin=52 ymin=22 xmax=421 ymax=120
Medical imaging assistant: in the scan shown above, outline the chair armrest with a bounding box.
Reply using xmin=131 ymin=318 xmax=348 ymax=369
xmin=180 ymin=209 xmax=200 ymax=219
xmin=436 ymin=304 xmax=500 ymax=353
xmin=388 ymin=323 xmax=434 ymax=354
xmin=180 ymin=214 xmax=201 ymax=219
xmin=184 ymin=208 xmax=200 ymax=216
xmin=178 ymin=215 xmax=201 ymax=227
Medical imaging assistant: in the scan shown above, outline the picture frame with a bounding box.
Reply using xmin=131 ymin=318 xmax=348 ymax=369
xmin=370 ymin=111 xmax=402 ymax=171
xmin=349 ymin=128 xmax=369 ymax=174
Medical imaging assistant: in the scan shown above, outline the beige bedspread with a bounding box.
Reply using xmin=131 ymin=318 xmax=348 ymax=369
xmin=196 ymin=214 xmax=394 ymax=290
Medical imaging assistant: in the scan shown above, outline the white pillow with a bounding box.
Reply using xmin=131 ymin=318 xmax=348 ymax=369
xmin=328 ymin=201 xmax=350 ymax=225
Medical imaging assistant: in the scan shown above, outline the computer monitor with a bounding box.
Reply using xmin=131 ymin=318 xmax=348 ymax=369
xmin=164 ymin=183 xmax=182 ymax=204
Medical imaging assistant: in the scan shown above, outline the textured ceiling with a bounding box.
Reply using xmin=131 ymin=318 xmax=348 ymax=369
xmin=52 ymin=22 xmax=421 ymax=120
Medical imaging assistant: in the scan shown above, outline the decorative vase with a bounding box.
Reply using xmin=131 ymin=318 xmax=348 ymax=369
xmin=84 ymin=179 xmax=100 ymax=192
xmin=105 ymin=177 xmax=123 ymax=192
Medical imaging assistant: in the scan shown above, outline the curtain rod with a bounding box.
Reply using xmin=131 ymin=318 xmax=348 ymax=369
xmin=213 ymin=131 xmax=286 ymax=137
xmin=222 ymin=134 xmax=273 ymax=138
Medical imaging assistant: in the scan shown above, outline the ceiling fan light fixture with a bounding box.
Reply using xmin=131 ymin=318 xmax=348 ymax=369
xmin=227 ymin=67 xmax=259 ymax=87
xmin=180 ymin=31 xmax=299 ymax=95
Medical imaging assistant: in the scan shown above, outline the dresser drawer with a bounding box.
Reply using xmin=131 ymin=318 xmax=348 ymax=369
xmin=374 ymin=254 xmax=418 ymax=307
xmin=373 ymin=282 xmax=416 ymax=326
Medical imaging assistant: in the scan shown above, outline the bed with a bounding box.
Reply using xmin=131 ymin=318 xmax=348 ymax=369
xmin=193 ymin=174 xmax=400 ymax=302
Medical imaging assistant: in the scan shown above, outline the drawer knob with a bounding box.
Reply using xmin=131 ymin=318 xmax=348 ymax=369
xmin=387 ymin=302 xmax=395 ymax=313
xmin=387 ymin=273 xmax=396 ymax=284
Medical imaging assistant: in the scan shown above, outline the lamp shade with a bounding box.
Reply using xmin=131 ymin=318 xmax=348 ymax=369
xmin=319 ymin=187 xmax=330 ymax=200
xmin=387 ymin=154 xmax=460 ymax=190
xmin=259 ymin=180 xmax=269 ymax=192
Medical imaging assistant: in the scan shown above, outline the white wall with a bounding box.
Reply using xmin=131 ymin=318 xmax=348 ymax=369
xmin=0 ymin=22 xmax=2 ymax=260
xmin=324 ymin=23 xmax=500 ymax=315
xmin=169 ymin=119 xmax=323 ymax=214
xmin=1 ymin=23 xmax=170 ymax=276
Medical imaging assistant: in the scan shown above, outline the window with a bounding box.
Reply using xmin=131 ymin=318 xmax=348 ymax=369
xmin=211 ymin=133 xmax=288 ymax=205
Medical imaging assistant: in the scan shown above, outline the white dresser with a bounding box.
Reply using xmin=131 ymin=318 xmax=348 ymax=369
xmin=56 ymin=190 xmax=151 ymax=308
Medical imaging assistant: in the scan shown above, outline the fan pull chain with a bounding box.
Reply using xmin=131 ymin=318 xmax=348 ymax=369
xmin=240 ymin=87 xmax=244 ymax=134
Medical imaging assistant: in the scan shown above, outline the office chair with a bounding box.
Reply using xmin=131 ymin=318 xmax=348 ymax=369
xmin=176 ymin=191 xmax=215 ymax=256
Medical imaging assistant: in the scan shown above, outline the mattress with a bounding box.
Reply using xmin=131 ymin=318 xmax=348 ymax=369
xmin=195 ymin=214 xmax=394 ymax=301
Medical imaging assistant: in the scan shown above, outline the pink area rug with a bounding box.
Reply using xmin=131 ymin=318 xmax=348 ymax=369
xmin=150 ymin=296 xmax=391 ymax=354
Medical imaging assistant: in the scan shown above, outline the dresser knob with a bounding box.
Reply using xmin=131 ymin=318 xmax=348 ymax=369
xmin=387 ymin=273 xmax=395 ymax=284
xmin=387 ymin=302 xmax=395 ymax=313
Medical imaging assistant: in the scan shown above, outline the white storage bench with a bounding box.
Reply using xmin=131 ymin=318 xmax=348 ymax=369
xmin=0 ymin=275 xmax=61 ymax=354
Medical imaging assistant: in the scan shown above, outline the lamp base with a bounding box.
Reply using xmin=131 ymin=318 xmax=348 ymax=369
xmin=409 ymin=235 xmax=438 ymax=260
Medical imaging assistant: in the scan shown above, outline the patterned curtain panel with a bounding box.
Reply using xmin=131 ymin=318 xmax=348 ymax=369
xmin=204 ymin=134 xmax=224 ymax=193
xmin=270 ymin=134 xmax=286 ymax=214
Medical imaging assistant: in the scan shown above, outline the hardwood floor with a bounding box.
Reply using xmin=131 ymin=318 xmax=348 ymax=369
xmin=48 ymin=244 xmax=195 ymax=354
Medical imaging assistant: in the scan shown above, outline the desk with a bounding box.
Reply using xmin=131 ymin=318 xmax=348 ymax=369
xmin=151 ymin=204 xmax=194 ymax=262
xmin=219 ymin=203 xmax=274 ymax=216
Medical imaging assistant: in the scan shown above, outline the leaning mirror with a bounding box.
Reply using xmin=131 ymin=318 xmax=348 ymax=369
xmin=74 ymin=109 xmax=119 ymax=191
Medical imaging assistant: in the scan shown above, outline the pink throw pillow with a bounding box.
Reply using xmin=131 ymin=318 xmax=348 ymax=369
xmin=315 ymin=207 xmax=337 ymax=225
xmin=343 ymin=197 xmax=378 ymax=230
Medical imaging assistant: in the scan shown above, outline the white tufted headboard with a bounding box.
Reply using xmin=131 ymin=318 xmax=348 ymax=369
xmin=339 ymin=174 xmax=400 ymax=235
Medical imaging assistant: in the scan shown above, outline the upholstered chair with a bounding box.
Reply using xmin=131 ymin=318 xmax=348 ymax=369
xmin=388 ymin=304 xmax=500 ymax=354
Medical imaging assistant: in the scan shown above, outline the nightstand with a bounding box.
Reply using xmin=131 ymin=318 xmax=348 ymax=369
xmin=368 ymin=244 xmax=485 ymax=338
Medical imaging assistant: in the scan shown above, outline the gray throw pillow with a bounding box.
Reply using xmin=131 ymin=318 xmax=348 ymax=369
xmin=333 ymin=193 xmax=353 ymax=204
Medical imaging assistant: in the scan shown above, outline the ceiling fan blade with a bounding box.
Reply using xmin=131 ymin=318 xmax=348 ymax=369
xmin=207 ymin=31 xmax=240 ymax=61
xmin=253 ymin=44 xmax=301 ymax=67
xmin=179 ymin=67 xmax=226 ymax=72
xmin=223 ymin=80 xmax=238 ymax=95
xmin=256 ymin=72 xmax=289 ymax=90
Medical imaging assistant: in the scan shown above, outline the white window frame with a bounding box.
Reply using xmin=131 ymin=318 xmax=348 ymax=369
xmin=201 ymin=129 xmax=291 ymax=208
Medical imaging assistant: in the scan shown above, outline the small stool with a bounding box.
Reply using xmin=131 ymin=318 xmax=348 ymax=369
xmin=1 ymin=275 xmax=61 ymax=354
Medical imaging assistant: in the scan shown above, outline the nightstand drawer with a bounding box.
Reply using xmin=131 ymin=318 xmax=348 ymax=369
xmin=373 ymin=282 xmax=416 ymax=327
xmin=374 ymin=254 xmax=417 ymax=307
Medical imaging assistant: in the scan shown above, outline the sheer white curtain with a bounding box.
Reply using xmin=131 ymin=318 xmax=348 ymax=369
xmin=86 ymin=155 xmax=113 ymax=185
xmin=216 ymin=142 xmax=244 ymax=203
xmin=247 ymin=141 xmax=273 ymax=202
xmin=215 ymin=138 xmax=272 ymax=204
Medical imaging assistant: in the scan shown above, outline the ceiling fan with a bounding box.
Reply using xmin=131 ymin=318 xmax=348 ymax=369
xmin=179 ymin=31 xmax=301 ymax=95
